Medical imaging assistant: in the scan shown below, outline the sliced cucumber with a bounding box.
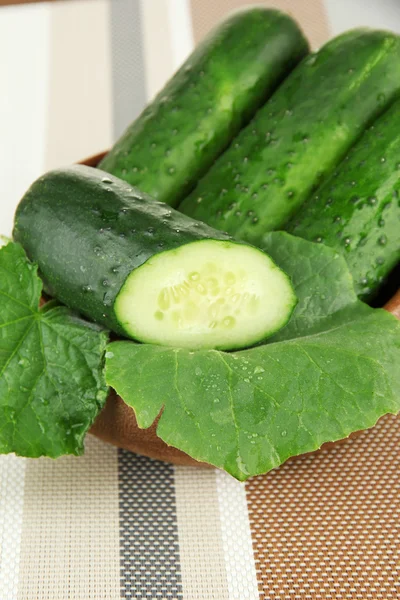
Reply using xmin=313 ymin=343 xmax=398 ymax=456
xmin=116 ymin=239 xmax=296 ymax=349
xmin=13 ymin=165 xmax=296 ymax=350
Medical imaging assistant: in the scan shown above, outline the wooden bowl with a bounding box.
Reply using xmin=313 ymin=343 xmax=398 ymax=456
xmin=84 ymin=152 xmax=400 ymax=467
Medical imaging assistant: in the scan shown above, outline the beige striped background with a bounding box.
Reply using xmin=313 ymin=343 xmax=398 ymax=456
xmin=1 ymin=1 xmax=400 ymax=599
xmin=17 ymin=437 xmax=120 ymax=600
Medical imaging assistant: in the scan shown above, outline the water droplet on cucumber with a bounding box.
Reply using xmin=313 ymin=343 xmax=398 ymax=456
xmin=103 ymin=292 xmax=113 ymax=306
xmin=378 ymin=235 xmax=387 ymax=246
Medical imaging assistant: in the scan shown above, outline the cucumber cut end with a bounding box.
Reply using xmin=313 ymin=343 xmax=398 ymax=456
xmin=115 ymin=240 xmax=296 ymax=350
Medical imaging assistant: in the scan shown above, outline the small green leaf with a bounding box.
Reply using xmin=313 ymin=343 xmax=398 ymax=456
xmin=0 ymin=242 xmax=108 ymax=457
xmin=106 ymin=233 xmax=400 ymax=480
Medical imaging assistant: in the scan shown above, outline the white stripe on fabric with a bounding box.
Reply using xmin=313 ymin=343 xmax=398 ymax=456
xmin=324 ymin=0 xmax=400 ymax=35
xmin=45 ymin=0 xmax=113 ymax=169
xmin=0 ymin=3 xmax=50 ymax=236
xmin=0 ymin=456 xmax=26 ymax=600
xmin=139 ymin=0 xmax=175 ymax=101
xmin=166 ymin=0 xmax=194 ymax=71
xmin=215 ymin=470 xmax=259 ymax=600
xmin=174 ymin=466 xmax=230 ymax=599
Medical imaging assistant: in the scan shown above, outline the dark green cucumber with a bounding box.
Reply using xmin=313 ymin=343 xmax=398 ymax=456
xmin=180 ymin=28 xmax=400 ymax=245
xmin=13 ymin=166 xmax=296 ymax=350
xmin=99 ymin=8 xmax=308 ymax=207
xmin=286 ymin=100 xmax=400 ymax=301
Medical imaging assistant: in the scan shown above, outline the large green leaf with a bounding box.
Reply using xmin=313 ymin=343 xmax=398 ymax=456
xmin=0 ymin=242 xmax=108 ymax=457
xmin=106 ymin=233 xmax=400 ymax=480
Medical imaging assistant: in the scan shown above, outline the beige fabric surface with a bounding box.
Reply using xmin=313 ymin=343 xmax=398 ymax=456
xmin=190 ymin=0 xmax=331 ymax=49
xmin=17 ymin=437 xmax=120 ymax=600
xmin=1 ymin=1 xmax=399 ymax=599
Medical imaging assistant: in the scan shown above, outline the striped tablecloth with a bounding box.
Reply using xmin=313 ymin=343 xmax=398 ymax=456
xmin=0 ymin=1 xmax=399 ymax=598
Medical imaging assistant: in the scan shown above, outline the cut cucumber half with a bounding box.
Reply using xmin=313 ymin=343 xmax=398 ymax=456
xmin=14 ymin=165 xmax=296 ymax=350
xmin=115 ymin=240 xmax=296 ymax=349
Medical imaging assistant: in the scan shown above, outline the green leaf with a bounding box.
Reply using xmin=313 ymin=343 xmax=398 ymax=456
xmin=105 ymin=233 xmax=400 ymax=480
xmin=0 ymin=242 xmax=108 ymax=457
xmin=263 ymin=231 xmax=368 ymax=340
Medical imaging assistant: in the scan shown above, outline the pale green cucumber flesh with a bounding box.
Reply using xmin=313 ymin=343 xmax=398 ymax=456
xmin=114 ymin=240 xmax=296 ymax=350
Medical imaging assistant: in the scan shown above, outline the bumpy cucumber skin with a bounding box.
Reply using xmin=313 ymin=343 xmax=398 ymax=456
xmin=180 ymin=29 xmax=400 ymax=245
xmin=13 ymin=166 xmax=231 ymax=336
xmin=99 ymin=8 xmax=308 ymax=207
xmin=286 ymin=101 xmax=400 ymax=301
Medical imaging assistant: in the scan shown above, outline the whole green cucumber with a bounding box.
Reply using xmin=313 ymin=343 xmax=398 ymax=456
xmin=180 ymin=29 xmax=400 ymax=245
xmin=13 ymin=166 xmax=296 ymax=350
xmin=286 ymin=100 xmax=400 ymax=301
xmin=99 ymin=8 xmax=308 ymax=207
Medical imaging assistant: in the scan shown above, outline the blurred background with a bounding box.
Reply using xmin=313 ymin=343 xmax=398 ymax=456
xmin=1 ymin=0 xmax=400 ymax=236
